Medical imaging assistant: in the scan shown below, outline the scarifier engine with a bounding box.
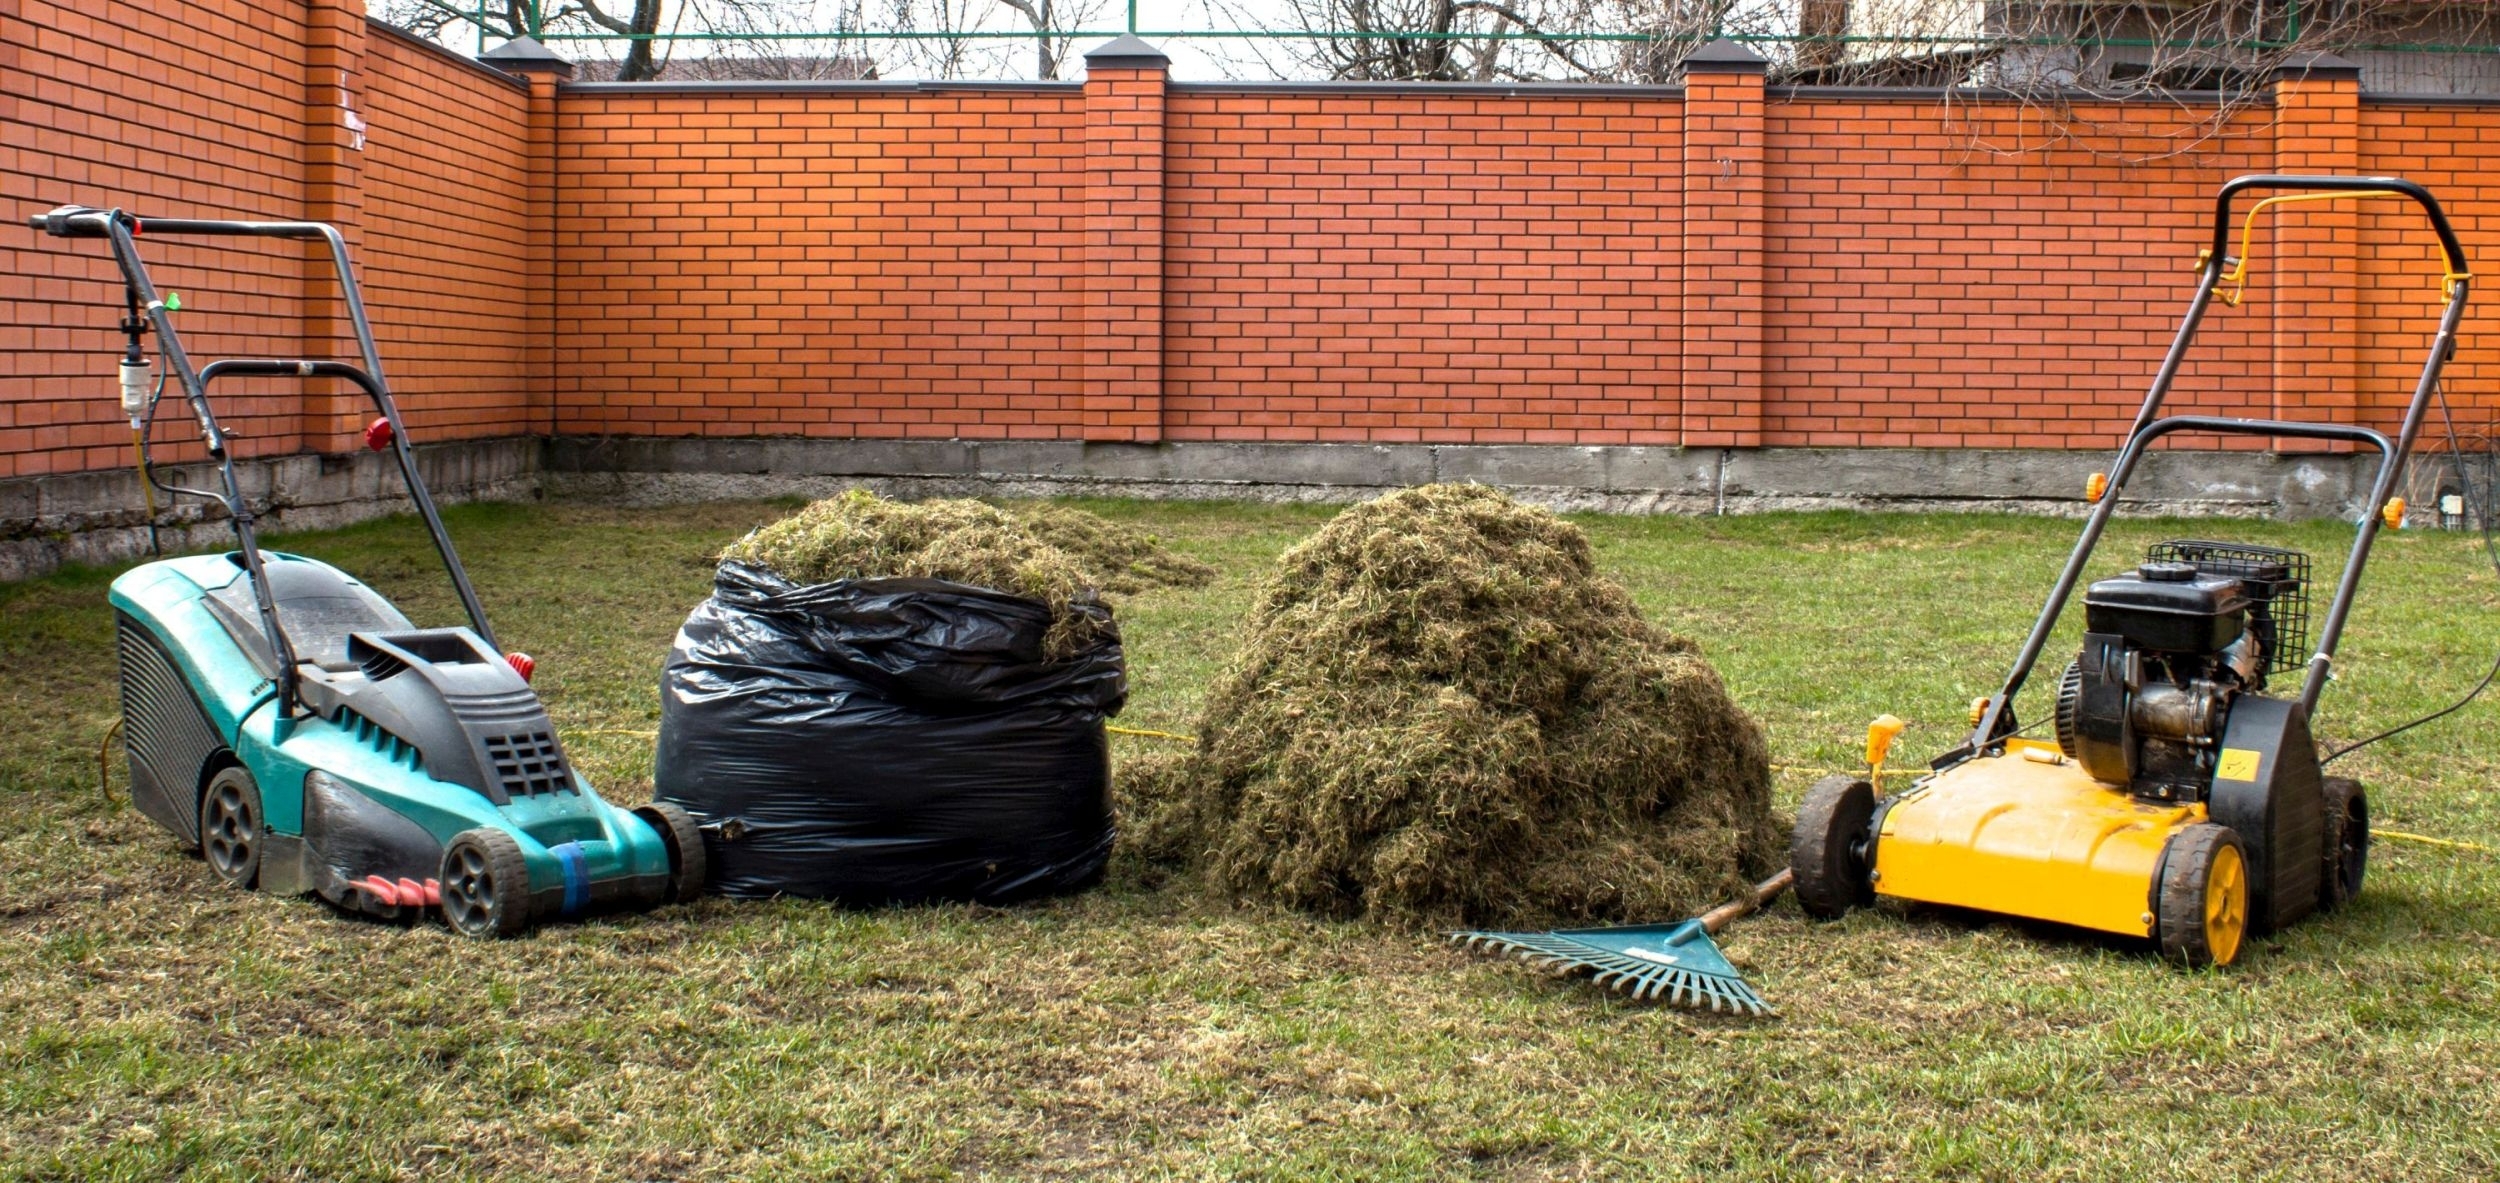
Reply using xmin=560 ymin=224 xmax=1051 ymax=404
xmin=2053 ymin=543 xmax=2328 ymax=935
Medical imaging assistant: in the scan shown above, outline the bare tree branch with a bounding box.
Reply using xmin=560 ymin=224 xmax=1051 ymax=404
xmin=370 ymin=0 xmax=2498 ymax=101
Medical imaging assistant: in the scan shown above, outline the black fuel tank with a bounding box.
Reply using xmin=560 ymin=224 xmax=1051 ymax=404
xmin=2083 ymin=561 xmax=2249 ymax=654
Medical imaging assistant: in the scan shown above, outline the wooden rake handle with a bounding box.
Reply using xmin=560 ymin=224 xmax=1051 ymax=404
xmin=1697 ymin=869 xmax=1794 ymax=936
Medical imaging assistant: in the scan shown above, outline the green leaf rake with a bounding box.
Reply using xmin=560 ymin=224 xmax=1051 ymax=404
xmin=1450 ymin=871 xmax=1791 ymax=1014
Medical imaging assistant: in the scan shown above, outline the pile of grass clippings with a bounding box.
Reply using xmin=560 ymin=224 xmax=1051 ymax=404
xmin=718 ymin=490 xmax=1210 ymax=656
xmin=1129 ymin=483 xmax=1782 ymax=928
xmin=1012 ymin=502 xmax=1216 ymax=595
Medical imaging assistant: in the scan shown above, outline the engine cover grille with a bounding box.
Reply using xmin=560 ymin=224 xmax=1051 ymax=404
xmin=116 ymin=613 xmax=227 ymax=845
xmin=482 ymin=730 xmax=571 ymax=797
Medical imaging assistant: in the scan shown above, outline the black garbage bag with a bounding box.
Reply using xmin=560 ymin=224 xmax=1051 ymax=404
xmin=655 ymin=562 xmax=1125 ymax=904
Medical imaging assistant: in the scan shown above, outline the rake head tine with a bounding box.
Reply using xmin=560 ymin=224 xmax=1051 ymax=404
xmin=1449 ymin=924 xmax=1774 ymax=1015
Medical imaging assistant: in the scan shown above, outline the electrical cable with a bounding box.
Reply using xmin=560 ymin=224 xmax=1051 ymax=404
xmin=96 ymin=718 xmax=124 ymax=809
xmin=133 ymin=360 xmax=172 ymax=555
xmin=130 ymin=427 xmax=160 ymax=556
xmin=118 ymin=285 xmax=167 ymax=556
xmin=139 ymin=346 xmax=224 ymax=506
xmin=2375 ymin=828 xmax=2494 ymax=854
xmin=2323 ymin=375 xmax=2500 ymax=764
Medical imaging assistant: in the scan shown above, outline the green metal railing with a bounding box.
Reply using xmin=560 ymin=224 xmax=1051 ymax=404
xmin=465 ymin=0 xmax=2500 ymax=75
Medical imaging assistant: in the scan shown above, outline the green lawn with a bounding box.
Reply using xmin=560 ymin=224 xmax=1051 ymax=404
xmin=3 ymin=496 xmax=2496 ymax=1181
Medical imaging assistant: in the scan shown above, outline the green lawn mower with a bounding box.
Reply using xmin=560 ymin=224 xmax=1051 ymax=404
xmin=31 ymin=205 xmax=703 ymax=937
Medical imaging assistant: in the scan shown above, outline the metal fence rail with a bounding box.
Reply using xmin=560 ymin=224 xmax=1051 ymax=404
xmin=458 ymin=0 xmax=2500 ymax=90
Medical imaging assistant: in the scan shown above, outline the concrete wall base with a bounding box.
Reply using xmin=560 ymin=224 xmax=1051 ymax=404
xmin=0 ymin=438 xmax=539 ymax=582
xmin=541 ymin=437 xmax=2381 ymax=522
xmin=0 ymin=435 xmax=2391 ymax=583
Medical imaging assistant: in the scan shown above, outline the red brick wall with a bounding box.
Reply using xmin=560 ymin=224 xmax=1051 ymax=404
xmin=548 ymin=87 xmax=1091 ymax=439
xmin=2 ymin=0 xmax=314 ymax=479
xmin=358 ymin=30 xmax=534 ymax=445
xmin=1762 ymin=99 xmax=2279 ymax=450
xmin=2358 ymin=102 xmax=2500 ymax=442
xmin=1161 ymin=91 xmax=1685 ymax=445
xmin=10 ymin=18 xmax=2500 ymax=481
xmin=543 ymin=69 xmax=2500 ymax=455
xmin=0 ymin=2 xmax=533 ymax=480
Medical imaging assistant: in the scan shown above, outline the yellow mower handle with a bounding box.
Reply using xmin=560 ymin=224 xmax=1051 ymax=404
xmin=2204 ymin=176 xmax=2471 ymax=305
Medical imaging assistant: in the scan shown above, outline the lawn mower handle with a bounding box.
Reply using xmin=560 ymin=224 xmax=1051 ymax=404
xmin=2211 ymin=176 xmax=2469 ymax=280
xmin=1960 ymin=175 xmax=2472 ymax=764
xmin=2098 ymin=415 xmax=2404 ymax=716
xmin=33 ymin=206 xmax=358 ymax=244
xmin=187 ymin=359 xmax=502 ymax=658
xmin=31 ymin=205 xmax=504 ymax=713
xmin=29 ymin=207 xmax=118 ymax=237
xmin=32 ymin=208 xmax=398 ymax=397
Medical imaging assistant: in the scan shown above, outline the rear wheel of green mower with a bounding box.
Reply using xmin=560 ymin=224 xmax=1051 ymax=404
xmin=198 ymin=766 xmax=262 ymax=890
xmin=1792 ymin=775 xmax=1877 ymax=920
xmin=633 ymin=802 xmax=708 ymax=904
xmin=440 ymin=828 xmax=534 ymax=939
xmin=2319 ymin=777 xmax=2369 ymax=912
xmin=2157 ymin=823 xmax=2247 ymax=968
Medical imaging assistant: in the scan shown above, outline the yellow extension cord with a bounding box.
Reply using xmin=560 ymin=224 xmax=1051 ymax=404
xmin=1098 ymin=732 xmax=2494 ymax=852
xmin=573 ymin=724 xmax=1205 ymax=745
xmin=569 ymin=729 xmax=2500 ymax=853
xmin=1773 ymin=762 xmax=1919 ymax=784
xmin=79 ymin=716 xmax=2491 ymax=854
xmin=2375 ymin=829 xmax=2495 ymax=854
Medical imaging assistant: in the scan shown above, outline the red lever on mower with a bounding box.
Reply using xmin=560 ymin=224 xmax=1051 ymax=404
xmin=507 ymin=652 xmax=535 ymax=682
xmin=364 ymin=416 xmax=393 ymax=451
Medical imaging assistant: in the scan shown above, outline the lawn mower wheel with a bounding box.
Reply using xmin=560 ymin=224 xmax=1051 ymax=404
xmin=634 ymin=801 xmax=708 ymax=904
xmin=200 ymin=766 xmax=263 ymax=890
xmin=441 ymin=827 xmax=535 ymax=939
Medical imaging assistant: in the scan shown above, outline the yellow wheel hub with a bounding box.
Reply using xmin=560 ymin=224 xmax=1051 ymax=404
xmin=2204 ymin=841 xmax=2248 ymax=966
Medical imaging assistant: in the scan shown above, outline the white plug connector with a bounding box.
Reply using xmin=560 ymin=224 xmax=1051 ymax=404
xmin=118 ymin=357 xmax=151 ymax=426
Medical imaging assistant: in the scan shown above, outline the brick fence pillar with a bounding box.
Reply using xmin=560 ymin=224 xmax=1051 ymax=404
xmin=481 ymin=37 xmax=576 ymax=438
xmin=1079 ymin=36 xmax=1169 ymax=443
xmin=2270 ymin=53 xmax=2363 ymax=443
xmin=302 ymin=0 xmax=369 ymax=452
xmin=1679 ymin=38 xmax=1768 ymax=449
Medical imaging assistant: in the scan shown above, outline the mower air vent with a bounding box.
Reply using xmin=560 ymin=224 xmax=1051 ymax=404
xmin=116 ymin=613 xmax=228 ymax=842
xmin=2145 ymin=540 xmax=2311 ymax=675
xmin=483 ymin=731 xmax=571 ymax=797
xmin=358 ymin=647 xmax=410 ymax=682
xmin=336 ymin=708 xmax=424 ymax=771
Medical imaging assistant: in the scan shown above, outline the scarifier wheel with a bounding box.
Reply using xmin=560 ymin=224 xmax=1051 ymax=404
xmin=634 ymin=802 xmax=709 ymax=904
xmin=2053 ymin=660 xmax=2085 ymax=761
xmin=199 ymin=766 xmax=263 ymax=890
xmin=440 ymin=828 xmax=535 ymax=939
xmin=1791 ymin=775 xmax=1877 ymax=920
xmin=2157 ymin=822 xmax=2247 ymax=967
xmin=2319 ymin=776 xmax=2369 ymax=912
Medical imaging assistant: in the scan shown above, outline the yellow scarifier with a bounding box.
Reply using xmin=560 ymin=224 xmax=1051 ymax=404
xmin=1873 ymin=739 xmax=2221 ymax=948
xmin=1786 ymin=175 xmax=2471 ymax=968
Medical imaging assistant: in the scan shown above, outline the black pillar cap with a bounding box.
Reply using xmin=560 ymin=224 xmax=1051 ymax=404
xmin=2274 ymin=51 xmax=2362 ymax=81
xmin=1683 ymin=38 xmax=1768 ymax=76
xmin=1084 ymin=34 xmax=1170 ymax=69
xmin=482 ymin=36 xmax=577 ymax=80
